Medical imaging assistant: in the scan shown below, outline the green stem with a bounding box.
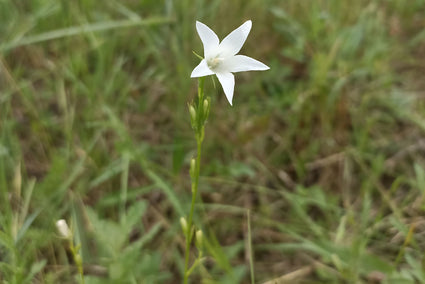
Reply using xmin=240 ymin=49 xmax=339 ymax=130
xmin=184 ymin=138 xmax=202 ymax=284
xmin=80 ymin=273 xmax=85 ymax=284
xmin=247 ymin=210 xmax=255 ymax=284
xmin=184 ymin=78 xmax=205 ymax=284
xmin=69 ymin=239 xmax=85 ymax=284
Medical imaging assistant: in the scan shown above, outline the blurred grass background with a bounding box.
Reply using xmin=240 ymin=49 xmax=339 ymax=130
xmin=1 ymin=0 xmax=425 ymax=283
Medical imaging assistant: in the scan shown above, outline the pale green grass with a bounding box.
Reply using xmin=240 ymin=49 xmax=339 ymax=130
xmin=1 ymin=0 xmax=425 ymax=283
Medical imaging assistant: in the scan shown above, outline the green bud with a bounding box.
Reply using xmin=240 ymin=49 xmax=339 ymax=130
xmin=203 ymin=99 xmax=209 ymax=112
xmin=74 ymin=254 xmax=82 ymax=266
xmin=189 ymin=105 xmax=196 ymax=122
xmin=199 ymin=127 xmax=205 ymax=143
xmin=195 ymin=230 xmax=203 ymax=248
xmin=203 ymin=97 xmax=211 ymax=122
xmin=180 ymin=217 xmax=188 ymax=234
xmin=189 ymin=158 xmax=196 ymax=179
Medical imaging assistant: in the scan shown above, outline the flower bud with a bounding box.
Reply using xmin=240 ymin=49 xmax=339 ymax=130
xmin=203 ymin=99 xmax=209 ymax=112
xmin=56 ymin=219 xmax=71 ymax=238
xmin=203 ymin=98 xmax=210 ymax=122
xmin=74 ymin=254 xmax=83 ymax=266
xmin=189 ymin=158 xmax=196 ymax=179
xmin=189 ymin=105 xmax=196 ymax=122
xmin=195 ymin=229 xmax=203 ymax=248
xmin=180 ymin=217 xmax=188 ymax=234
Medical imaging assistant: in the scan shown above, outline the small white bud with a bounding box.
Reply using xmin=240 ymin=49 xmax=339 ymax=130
xmin=56 ymin=219 xmax=71 ymax=238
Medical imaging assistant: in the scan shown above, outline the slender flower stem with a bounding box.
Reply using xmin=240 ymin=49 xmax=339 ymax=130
xmin=69 ymin=239 xmax=85 ymax=284
xmin=184 ymin=78 xmax=206 ymax=284
xmin=184 ymin=138 xmax=202 ymax=284
xmin=56 ymin=220 xmax=84 ymax=283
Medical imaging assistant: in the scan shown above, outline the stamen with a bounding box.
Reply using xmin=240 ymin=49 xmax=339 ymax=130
xmin=207 ymin=55 xmax=222 ymax=70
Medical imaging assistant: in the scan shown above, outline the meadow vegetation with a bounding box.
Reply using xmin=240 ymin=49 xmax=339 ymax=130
xmin=1 ymin=0 xmax=425 ymax=283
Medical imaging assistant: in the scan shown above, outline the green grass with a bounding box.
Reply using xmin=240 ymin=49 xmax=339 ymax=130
xmin=1 ymin=0 xmax=425 ymax=283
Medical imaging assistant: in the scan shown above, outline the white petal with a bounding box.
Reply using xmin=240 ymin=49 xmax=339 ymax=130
xmin=216 ymin=72 xmax=235 ymax=106
xmin=191 ymin=59 xmax=214 ymax=78
xmin=219 ymin=20 xmax=252 ymax=57
xmin=225 ymin=55 xmax=270 ymax=73
xmin=196 ymin=21 xmax=219 ymax=57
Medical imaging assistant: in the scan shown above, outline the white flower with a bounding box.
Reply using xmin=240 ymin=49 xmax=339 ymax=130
xmin=191 ymin=20 xmax=269 ymax=106
xmin=56 ymin=219 xmax=71 ymax=238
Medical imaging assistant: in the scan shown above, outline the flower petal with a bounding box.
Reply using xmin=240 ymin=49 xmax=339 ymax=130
xmin=191 ymin=59 xmax=214 ymax=78
xmin=225 ymin=55 xmax=270 ymax=73
xmin=196 ymin=21 xmax=220 ymax=57
xmin=219 ymin=20 xmax=252 ymax=57
xmin=216 ymin=72 xmax=235 ymax=105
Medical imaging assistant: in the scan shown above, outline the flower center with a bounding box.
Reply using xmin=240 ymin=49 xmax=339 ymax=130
xmin=207 ymin=55 xmax=223 ymax=71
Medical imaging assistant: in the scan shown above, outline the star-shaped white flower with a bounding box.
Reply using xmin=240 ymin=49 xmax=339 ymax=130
xmin=191 ymin=20 xmax=270 ymax=106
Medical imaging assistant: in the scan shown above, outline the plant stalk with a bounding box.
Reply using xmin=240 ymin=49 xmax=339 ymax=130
xmin=184 ymin=78 xmax=206 ymax=284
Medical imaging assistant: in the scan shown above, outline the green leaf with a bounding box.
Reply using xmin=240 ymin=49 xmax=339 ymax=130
xmin=122 ymin=200 xmax=147 ymax=233
xmin=359 ymin=253 xmax=394 ymax=274
xmin=23 ymin=260 xmax=47 ymax=283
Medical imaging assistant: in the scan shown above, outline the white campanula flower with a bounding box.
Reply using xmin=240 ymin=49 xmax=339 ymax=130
xmin=191 ymin=20 xmax=270 ymax=105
